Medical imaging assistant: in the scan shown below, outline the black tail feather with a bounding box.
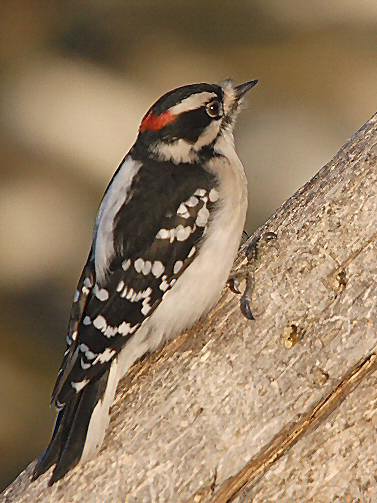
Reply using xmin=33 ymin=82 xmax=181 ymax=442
xmin=49 ymin=370 xmax=109 ymax=485
xmin=32 ymin=411 xmax=62 ymax=480
xmin=32 ymin=369 xmax=110 ymax=485
xmin=32 ymin=398 xmax=78 ymax=480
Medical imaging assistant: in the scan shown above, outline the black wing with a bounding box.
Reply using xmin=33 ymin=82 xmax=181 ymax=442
xmin=51 ymin=249 xmax=95 ymax=405
xmin=53 ymin=159 xmax=218 ymax=406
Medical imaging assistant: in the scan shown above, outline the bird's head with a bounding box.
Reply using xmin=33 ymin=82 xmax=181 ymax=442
xmin=135 ymin=79 xmax=258 ymax=163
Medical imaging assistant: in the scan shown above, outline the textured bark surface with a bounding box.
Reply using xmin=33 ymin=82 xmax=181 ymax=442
xmin=2 ymin=113 xmax=376 ymax=503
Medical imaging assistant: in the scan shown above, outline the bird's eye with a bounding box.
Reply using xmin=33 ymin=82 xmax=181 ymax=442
xmin=206 ymin=100 xmax=222 ymax=119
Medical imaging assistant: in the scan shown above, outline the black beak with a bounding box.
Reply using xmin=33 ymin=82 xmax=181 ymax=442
xmin=235 ymin=80 xmax=259 ymax=100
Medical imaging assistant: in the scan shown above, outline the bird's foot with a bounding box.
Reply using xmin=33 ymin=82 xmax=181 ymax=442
xmin=228 ymin=231 xmax=277 ymax=320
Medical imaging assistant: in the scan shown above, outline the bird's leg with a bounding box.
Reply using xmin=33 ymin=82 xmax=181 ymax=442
xmin=228 ymin=231 xmax=277 ymax=320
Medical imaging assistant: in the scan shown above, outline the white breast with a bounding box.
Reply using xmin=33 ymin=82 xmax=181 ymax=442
xmin=94 ymin=157 xmax=141 ymax=283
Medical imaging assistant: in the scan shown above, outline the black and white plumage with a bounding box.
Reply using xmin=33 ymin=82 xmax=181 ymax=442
xmin=32 ymin=79 xmax=257 ymax=485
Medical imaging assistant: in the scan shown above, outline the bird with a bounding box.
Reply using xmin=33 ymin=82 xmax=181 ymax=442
xmin=32 ymin=78 xmax=258 ymax=485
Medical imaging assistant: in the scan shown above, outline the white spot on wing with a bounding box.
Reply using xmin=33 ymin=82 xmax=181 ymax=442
xmin=83 ymin=316 xmax=91 ymax=326
xmin=93 ymin=348 xmax=116 ymax=364
xmin=143 ymin=287 xmax=152 ymax=297
xmin=81 ymin=359 xmax=91 ymax=370
xmin=194 ymin=188 xmax=207 ymax=197
xmin=122 ymin=259 xmax=131 ymax=271
xmin=94 ymin=285 xmax=109 ymax=301
xmin=83 ymin=277 xmax=93 ymax=288
xmin=141 ymin=303 xmax=151 ymax=315
xmin=152 ymin=261 xmax=164 ymax=278
xmin=130 ymin=291 xmax=139 ymax=302
xmin=177 ymin=203 xmax=190 ymax=219
xmin=121 ymin=286 xmax=128 ymax=298
xmin=93 ymin=315 xmax=107 ymax=331
xmin=196 ymin=206 xmax=210 ymax=227
xmin=118 ymin=322 xmax=132 ymax=335
xmin=133 ymin=291 xmax=141 ymax=302
xmin=188 ymin=246 xmax=196 ymax=258
xmin=173 ymin=261 xmax=183 ymax=274
xmin=142 ymin=260 xmax=152 ymax=275
xmin=209 ymin=188 xmax=219 ymax=202
xmin=176 ymin=225 xmax=192 ymax=241
xmin=79 ymin=343 xmax=96 ymax=360
xmin=104 ymin=325 xmax=118 ymax=337
xmin=159 ymin=276 xmax=170 ymax=292
xmin=156 ymin=228 xmax=169 ymax=239
xmin=134 ymin=258 xmax=144 ymax=273
xmin=186 ymin=196 xmax=199 ymax=207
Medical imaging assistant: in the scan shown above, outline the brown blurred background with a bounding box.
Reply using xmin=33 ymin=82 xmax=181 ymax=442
xmin=0 ymin=0 xmax=376 ymax=491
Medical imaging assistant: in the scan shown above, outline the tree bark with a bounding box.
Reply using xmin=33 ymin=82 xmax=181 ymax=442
xmin=2 ymin=113 xmax=377 ymax=503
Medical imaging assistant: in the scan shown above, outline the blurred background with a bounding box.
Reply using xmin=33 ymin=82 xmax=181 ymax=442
xmin=0 ymin=0 xmax=376 ymax=490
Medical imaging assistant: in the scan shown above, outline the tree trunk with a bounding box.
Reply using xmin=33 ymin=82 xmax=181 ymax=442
xmin=2 ymin=113 xmax=377 ymax=503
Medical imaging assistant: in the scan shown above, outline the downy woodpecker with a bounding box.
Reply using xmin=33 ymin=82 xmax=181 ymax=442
xmin=32 ymin=79 xmax=258 ymax=484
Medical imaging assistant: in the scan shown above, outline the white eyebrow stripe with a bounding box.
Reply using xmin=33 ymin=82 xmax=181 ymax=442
xmin=168 ymin=92 xmax=217 ymax=115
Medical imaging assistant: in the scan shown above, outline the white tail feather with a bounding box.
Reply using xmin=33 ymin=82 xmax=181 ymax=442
xmin=81 ymin=360 xmax=119 ymax=461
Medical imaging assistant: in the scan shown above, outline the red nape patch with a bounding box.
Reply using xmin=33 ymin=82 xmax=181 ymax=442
xmin=140 ymin=111 xmax=176 ymax=133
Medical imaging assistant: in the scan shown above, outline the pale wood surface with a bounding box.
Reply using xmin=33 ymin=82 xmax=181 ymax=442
xmin=245 ymin=371 xmax=377 ymax=502
xmin=2 ymin=113 xmax=376 ymax=503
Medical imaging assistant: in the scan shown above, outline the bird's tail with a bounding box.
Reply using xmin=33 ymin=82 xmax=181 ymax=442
xmin=32 ymin=361 xmax=119 ymax=485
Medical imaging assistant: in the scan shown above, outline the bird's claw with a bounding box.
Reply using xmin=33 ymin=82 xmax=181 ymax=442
xmin=228 ymin=231 xmax=277 ymax=321
xmin=240 ymin=272 xmax=255 ymax=320
xmin=227 ymin=269 xmax=255 ymax=320
xmin=227 ymin=270 xmax=255 ymax=319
